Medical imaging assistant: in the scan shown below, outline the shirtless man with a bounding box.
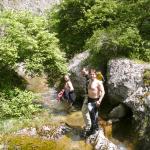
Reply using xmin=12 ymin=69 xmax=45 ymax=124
xmin=87 ymin=69 xmax=105 ymax=135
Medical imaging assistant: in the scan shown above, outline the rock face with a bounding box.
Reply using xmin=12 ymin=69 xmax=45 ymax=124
xmin=68 ymin=50 xmax=90 ymax=76
xmin=68 ymin=51 xmax=90 ymax=100
xmin=107 ymin=59 xmax=145 ymax=103
xmin=107 ymin=58 xmax=150 ymax=148
xmin=0 ymin=0 xmax=60 ymax=14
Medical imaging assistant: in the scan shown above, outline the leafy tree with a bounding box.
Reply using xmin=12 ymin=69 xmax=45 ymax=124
xmin=0 ymin=10 xmax=67 ymax=83
xmin=85 ymin=0 xmax=118 ymax=29
xmin=49 ymin=0 xmax=149 ymax=62
xmin=0 ymin=10 xmax=67 ymax=118
xmin=47 ymin=0 xmax=95 ymax=58
xmin=85 ymin=0 xmax=150 ymax=65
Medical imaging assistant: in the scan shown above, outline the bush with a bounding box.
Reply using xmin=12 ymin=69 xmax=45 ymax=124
xmin=0 ymin=10 xmax=67 ymax=83
xmin=48 ymin=0 xmax=149 ymax=62
xmin=0 ymin=10 xmax=68 ymax=119
xmin=85 ymin=0 xmax=150 ymax=65
xmin=0 ymin=88 xmax=40 ymax=119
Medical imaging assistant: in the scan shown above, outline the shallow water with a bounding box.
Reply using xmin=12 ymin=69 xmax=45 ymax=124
xmin=38 ymin=88 xmax=134 ymax=150
xmin=0 ymin=85 xmax=93 ymax=150
xmin=0 ymin=76 xmax=135 ymax=150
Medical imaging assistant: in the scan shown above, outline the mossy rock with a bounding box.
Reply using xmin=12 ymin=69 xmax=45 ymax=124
xmin=1 ymin=135 xmax=66 ymax=150
xmin=143 ymin=69 xmax=150 ymax=86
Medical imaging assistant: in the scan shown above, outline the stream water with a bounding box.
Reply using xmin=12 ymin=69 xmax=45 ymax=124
xmin=39 ymin=88 xmax=135 ymax=150
xmin=0 ymin=75 xmax=135 ymax=150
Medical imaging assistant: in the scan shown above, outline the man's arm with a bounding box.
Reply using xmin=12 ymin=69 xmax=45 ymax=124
xmin=97 ymin=81 xmax=105 ymax=106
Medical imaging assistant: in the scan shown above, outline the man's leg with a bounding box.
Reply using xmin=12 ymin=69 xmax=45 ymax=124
xmin=80 ymin=96 xmax=91 ymax=138
xmin=88 ymin=102 xmax=99 ymax=134
xmin=81 ymin=96 xmax=91 ymax=131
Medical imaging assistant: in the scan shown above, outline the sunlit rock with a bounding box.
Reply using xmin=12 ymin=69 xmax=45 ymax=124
xmin=107 ymin=58 xmax=150 ymax=148
xmin=68 ymin=51 xmax=90 ymax=99
xmin=68 ymin=50 xmax=89 ymax=76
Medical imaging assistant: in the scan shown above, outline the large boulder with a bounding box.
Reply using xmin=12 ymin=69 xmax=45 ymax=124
xmin=68 ymin=51 xmax=90 ymax=101
xmin=107 ymin=58 xmax=150 ymax=148
xmin=107 ymin=59 xmax=145 ymax=103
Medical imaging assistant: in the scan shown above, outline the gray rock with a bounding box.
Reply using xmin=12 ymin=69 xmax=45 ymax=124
xmin=68 ymin=51 xmax=90 ymax=99
xmin=14 ymin=123 xmax=71 ymax=140
xmin=107 ymin=58 xmax=150 ymax=146
xmin=108 ymin=104 xmax=129 ymax=119
xmin=0 ymin=0 xmax=60 ymax=15
xmin=68 ymin=51 xmax=90 ymax=76
xmin=107 ymin=59 xmax=144 ymax=102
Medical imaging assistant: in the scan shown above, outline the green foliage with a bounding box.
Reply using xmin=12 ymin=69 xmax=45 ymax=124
xmin=49 ymin=0 xmax=149 ymax=62
xmin=86 ymin=27 xmax=143 ymax=62
xmin=140 ymin=19 xmax=150 ymax=40
xmin=85 ymin=0 xmax=150 ymax=64
xmin=0 ymin=10 xmax=68 ymax=119
xmin=85 ymin=0 xmax=118 ymax=29
xmin=0 ymin=88 xmax=40 ymax=119
xmin=0 ymin=38 xmax=18 ymax=67
xmin=47 ymin=0 xmax=95 ymax=58
xmin=0 ymin=10 xmax=67 ymax=81
xmin=0 ymin=68 xmax=26 ymax=91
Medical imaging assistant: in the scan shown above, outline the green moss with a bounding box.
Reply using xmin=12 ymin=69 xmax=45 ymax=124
xmin=1 ymin=135 xmax=63 ymax=150
xmin=143 ymin=69 xmax=150 ymax=86
xmin=0 ymin=110 xmax=51 ymax=134
xmin=1 ymin=133 xmax=93 ymax=150
xmin=133 ymin=59 xmax=147 ymax=64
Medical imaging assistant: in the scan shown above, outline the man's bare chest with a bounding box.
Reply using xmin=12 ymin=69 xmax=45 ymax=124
xmin=88 ymin=82 xmax=98 ymax=90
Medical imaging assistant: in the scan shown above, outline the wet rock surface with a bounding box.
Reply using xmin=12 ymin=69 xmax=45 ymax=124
xmin=15 ymin=123 xmax=71 ymax=140
xmin=14 ymin=124 xmax=118 ymax=150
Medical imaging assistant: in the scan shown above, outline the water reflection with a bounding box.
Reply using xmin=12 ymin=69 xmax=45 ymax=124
xmin=99 ymin=117 xmax=135 ymax=150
